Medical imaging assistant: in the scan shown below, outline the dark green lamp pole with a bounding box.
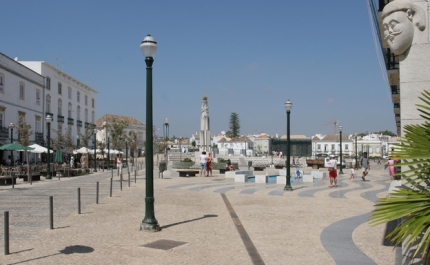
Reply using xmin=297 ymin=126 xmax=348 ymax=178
xmin=125 ymin=140 xmax=128 ymax=169
xmin=8 ymin=123 xmax=15 ymax=166
xmin=140 ymin=34 xmax=160 ymax=232
xmin=284 ymin=100 xmax=293 ymax=191
xmin=339 ymin=125 xmax=344 ymax=174
xmin=107 ymin=133 xmax=110 ymax=170
xmin=355 ymin=133 xmax=358 ymax=169
xmin=163 ymin=118 xmax=169 ymax=161
xmin=46 ymin=115 xmax=52 ymax=179
xmin=93 ymin=128 xmax=97 ymax=172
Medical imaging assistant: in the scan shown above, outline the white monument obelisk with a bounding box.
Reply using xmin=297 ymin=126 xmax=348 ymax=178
xmin=199 ymin=95 xmax=211 ymax=152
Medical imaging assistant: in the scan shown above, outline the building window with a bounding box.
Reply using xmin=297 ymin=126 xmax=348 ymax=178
xmin=46 ymin=95 xmax=51 ymax=112
xmin=77 ymin=106 xmax=80 ymax=120
xmin=77 ymin=91 xmax=80 ymax=102
xmin=331 ymin=144 xmax=335 ymax=150
xmin=35 ymin=117 xmax=41 ymax=132
xmin=46 ymin=77 xmax=51 ymax=90
xmin=68 ymin=87 xmax=72 ymax=99
xmin=345 ymin=144 xmax=348 ymax=150
xmin=85 ymin=109 xmax=88 ymax=123
xmin=394 ymin=103 xmax=400 ymax=108
xmin=317 ymin=144 xmax=321 ymax=150
xmin=0 ymin=111 xmax=4 ymax=128
xmin=68 ymin=103 xmax=72 ymax=118
xmin=58 ymin=124 xmax=62 ymax=132
xmin=85 ymin=95 xmax=88 ymax=106
xmin=36 ymin=89 xmax=41 ymax=105
xmin=0 ymin=74 xmax=4 ymax=93
xmin=92 ymin=111 xmax=95 ymax=123
xmin=58 ymin=82 xmax=62 ymax=95
xmin=58 ymin=99 xmax=62 ymax=116
xmin=92 ymin=98 xmax=95 ymax=108
xmin=19 ymin=82 xmax=25 ymax=99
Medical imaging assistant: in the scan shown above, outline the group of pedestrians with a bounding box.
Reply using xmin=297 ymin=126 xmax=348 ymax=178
xmin=199 ymin=151 xmax=212 ymax=177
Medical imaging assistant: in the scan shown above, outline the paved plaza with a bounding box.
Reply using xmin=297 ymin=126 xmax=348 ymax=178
xmin=0 ymin=160 xmax=400 ymax=264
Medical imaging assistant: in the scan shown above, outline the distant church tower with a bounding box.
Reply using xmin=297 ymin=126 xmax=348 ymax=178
xmin=199 ymin=95 xmax=211 ymax=152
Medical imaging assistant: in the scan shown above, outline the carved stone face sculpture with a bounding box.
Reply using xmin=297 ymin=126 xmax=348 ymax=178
xmin=382 ymin=9 xmax=414 ymax=55
xmin=381 ymin=0 xmax=426 ymax=56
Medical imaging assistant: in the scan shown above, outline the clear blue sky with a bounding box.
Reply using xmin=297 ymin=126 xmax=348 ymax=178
xmin=2 ymin=0 xmax=394 ymax=138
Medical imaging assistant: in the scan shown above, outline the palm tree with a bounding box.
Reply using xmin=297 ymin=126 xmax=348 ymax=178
xmin=370 ymin=90 xmax=430 ymax=263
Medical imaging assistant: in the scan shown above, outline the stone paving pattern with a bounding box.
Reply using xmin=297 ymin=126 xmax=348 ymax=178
xmin=0 ymin=160 xmax=400 ymax=264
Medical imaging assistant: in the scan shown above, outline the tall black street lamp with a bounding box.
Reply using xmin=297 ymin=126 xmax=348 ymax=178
xmin=140 ymin=34 xmax=160 ymax=232
xmin=8 ymin=123 xmax=15 ymax=166
xmin=163 ymin=118 xmax=169 ymax=160
xmin=355 ymin=133 xmax=358 ymax=169
xmin=46 ymin=115 xmax=52 ymax=179
xmin=93 ymin=128 xmax=97 ymax=172
xmin=339 ymin=125 xmax=344 ymax=174
xmin=125 ymin=140 xmax=128 ymax=169
xmin=284 ymin=100 xmax=293 ymax=191
xmin=107 ymin=132 xmax=110 ymax=170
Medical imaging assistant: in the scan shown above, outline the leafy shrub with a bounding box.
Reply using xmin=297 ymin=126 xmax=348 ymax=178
xmin=182 ymin=158 xmax=193 ymax=162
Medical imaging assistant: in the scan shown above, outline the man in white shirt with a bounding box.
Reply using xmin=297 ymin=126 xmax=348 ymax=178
xmin=328 ymin=155 xmax=338 ymax=188
xmin=200 ymin=151 xmax=207 ymax=177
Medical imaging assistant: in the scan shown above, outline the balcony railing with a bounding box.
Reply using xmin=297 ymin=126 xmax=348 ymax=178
xmin=57 ymin=115 xmax=64 ymax=123
xmin=45 ymin=112 xmax=54 ymax=120
xmin=35 ymin=132 xmax=44 ymax=144
xmin=77 ymin=120 xmax=82 ymax=127
xmin=0 ymin=126 xmax=9 ymax=139
xmin=85 ymin=122 xmax=90 ymax=128
xmin=391 ymin=85 xmax=399 ymax=94
xmin=68 ymin=118 xmax=74 ymax=125
xmin=385 ymin=49 xmax=399 ymax=70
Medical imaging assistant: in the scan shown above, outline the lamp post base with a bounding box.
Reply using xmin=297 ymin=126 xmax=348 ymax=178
xmin=284 ymin=176 xmax=293 ymax=191
xmin=140 ymin=221 xmax=161 ymax=232
xmin=46 ymin=175 xmax=51 ymax=180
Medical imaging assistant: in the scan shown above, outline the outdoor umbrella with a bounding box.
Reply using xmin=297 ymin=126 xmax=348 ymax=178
xmin=55 ymin=150 xmax=63 ymax=164
xmin=27 ymin=144 xmax=53 ymax=153
xmin=0 ymin=142 xmax=35 ymax=151
xmin=0 ymin=143 xmax=35 ymax=184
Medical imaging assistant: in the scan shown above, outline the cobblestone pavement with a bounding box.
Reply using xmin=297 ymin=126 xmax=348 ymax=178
xmin=0 ymin=162 xmax=400 ymax=264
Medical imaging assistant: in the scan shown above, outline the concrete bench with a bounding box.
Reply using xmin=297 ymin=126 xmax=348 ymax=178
xmin=19 ymin=174 xmax=41 ymax=182
xmin=255 ymin=175 xmax=268 ymax=183
xmin=235 ymin=174 xmax=248 ymax=182
xmin=178 ymin=170 xmax=199 ymax=177
xmin=0 ymin=176 xmax=17 ymax=185
xmin=303 ymin=174 xmax=313 ymax=182
xmin=311 ymin=171 xmax=327 ymax=179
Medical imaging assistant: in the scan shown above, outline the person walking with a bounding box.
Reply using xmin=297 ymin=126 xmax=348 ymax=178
xmin=360 ymin=152 xmax=370 ymax=181
xmin=206 ymin=152 xmax=213 ymax=177
xmin=200 ymin=151 xmax=207 ymax=177
xmin=116 ymin=154 xmax=123 ymax=176
xmin=327 ymin=154 xmax=338 ymax=187
xmin=349 ymin=168 xmax=355 ymax=181
xmin=70 ymin=155 xmax=75 ymax=168
xmin=385 ymin=157 xmax=396 ymax=180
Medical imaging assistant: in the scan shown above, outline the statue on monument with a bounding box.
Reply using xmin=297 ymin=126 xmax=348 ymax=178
xmin=199 ymin=95 xmax=211 ymax=152
xmin=381 ymin=0 xmax=426 ymax=55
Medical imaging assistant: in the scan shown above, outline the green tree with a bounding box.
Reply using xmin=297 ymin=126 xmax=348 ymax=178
xmin=81 ymin=125 xmax=94 ymax=147
xmin=225 ymin=131 xmax=234 ymax=138
xmin=16 ymin=118 xmax=33 ymax=146
xmin=229 ymin=112 xmax=240 ymax=138
xmin=370 ymin=90 xmax=430 ymax=263
xmin=374 ymin=130 xmax=397 ymax=136
xmin=109 ymin=121 xmax=129 ymax=151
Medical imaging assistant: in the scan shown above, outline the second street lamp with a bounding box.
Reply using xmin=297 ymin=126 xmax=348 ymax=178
xmin=339 ymin=125 xmax=344 ymax=174
xmin=46 ymin=115 xmax=52 ymax=179
xmin=355 ymin=133 xmax=358 ymax=169
xmin=8 ymin=123 xmax=15 ymax=166
xmin=284 ymin=100 xmax=293 ymax=191
xmin=163 ymin=118 xmax=169 ymax=161
xmin=140 ymin=34 xmax=160 ymax=232
xmin=93 ymin=128 xmax=97 ymax=172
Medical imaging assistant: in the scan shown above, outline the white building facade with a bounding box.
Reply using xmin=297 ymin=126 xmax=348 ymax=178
xmin=19 ymin=61 xmax=97 ymax=143
xmin=0 ymin=53 xmax=45 ymax=161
